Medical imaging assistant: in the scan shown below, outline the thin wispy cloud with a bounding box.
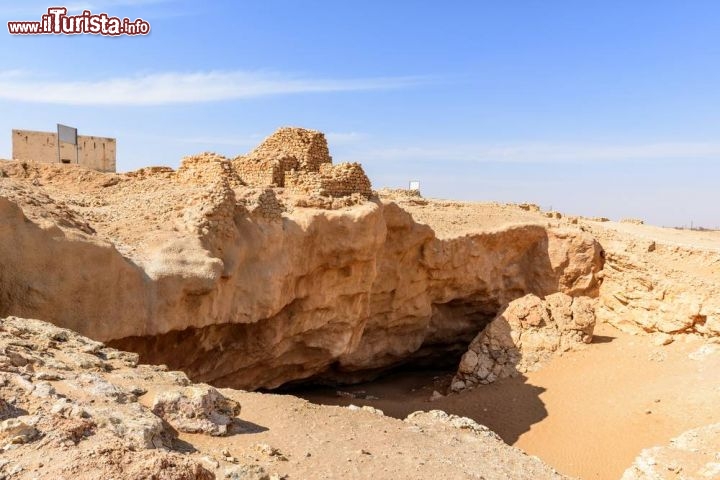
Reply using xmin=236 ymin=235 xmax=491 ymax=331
xmin=0 ymin=71 xmax=425 ymax=106
xmin=353 ymin=141 xmax=720 ymax=163
xmin=326 ymin=132 xmax=369 ymax=145
xmin=0 ymin=0 xmax=172 ymax=16
xmin=125 ymin=132 xmax=262 ymax=148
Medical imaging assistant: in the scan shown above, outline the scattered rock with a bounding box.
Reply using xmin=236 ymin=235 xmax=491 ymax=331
xmin=429 ymin=390 xmax=444 ymax=402
xmin=621 ymin=423 xmax=720 ymax=479
xmin=688 ymin=344 xmax=717 ymax=361
xmin=0 ymin=418 xmax=38 ymax=445
xmin=151 ymin=385 xmax=241 ymax=436
xmin=74 ymin=373 xmax=136 ymax=403
xmin=405 ymin=410 xmax=501 ymax=440
xmin=653 ymin=333 xmax=674 ymax=346
xmin=224 ymin=464 xmax=270 ymax=480
xmin=92 ymin=403 xmax=174 ymax=450
xmin=347 ymin=404 xmax=385 ymax=416
xmin=253 ymin=443 xmax=287 ymax=461
xmin=200 ymin=456 xmax=220 ymax=470
xmin=34 ymin=371 xmax=64 ymax=381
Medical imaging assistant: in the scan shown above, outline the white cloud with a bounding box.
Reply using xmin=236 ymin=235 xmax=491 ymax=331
xmin=325 ymin=132 xmax=369 ymax=145
xmin=354 ymin=141 xmax=720 ymax=163
xmin=125 ymin=132 xmax=261 ymax=148
xmin=0 ymin=71 xmax=424 ymax=106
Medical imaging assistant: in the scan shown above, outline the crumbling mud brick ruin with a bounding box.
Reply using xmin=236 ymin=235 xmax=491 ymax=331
xmin=233 ymin=127 xmax=372 ymax=198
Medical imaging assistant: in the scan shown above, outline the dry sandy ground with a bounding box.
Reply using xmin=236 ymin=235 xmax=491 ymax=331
xmin=0 ymin=316 xmax=567 ymax=480
xmin=296 ymin=322 xmax=720 ymax=480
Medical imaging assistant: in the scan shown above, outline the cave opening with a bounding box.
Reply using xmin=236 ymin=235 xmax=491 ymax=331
xmin=275 ymin=296 xmax=503 ymax=422
xmin=108 ymin=295 xmax=504 ymax=397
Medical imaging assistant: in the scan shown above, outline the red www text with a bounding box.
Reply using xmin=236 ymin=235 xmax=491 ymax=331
xmin=8 ymin=7 xmax=151 ymax=36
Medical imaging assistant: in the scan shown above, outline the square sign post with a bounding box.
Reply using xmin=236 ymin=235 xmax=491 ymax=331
xmin=409 ymin=180 xmax=420 ymax=191
xmin=57 ymin=124 xmax=79 ymax=164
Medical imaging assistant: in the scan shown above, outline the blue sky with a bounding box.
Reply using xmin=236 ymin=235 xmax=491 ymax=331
xmin=1 ymin=1 xmax=719 ymax=227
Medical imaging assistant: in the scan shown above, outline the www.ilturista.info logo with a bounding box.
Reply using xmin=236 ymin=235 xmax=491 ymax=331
xmin=8 ymin=7 xmax=151 ymax=36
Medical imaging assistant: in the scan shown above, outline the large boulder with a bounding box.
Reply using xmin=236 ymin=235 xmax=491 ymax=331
xmin=451 ymin=293 xmax=596 ymax=391
xmin=151 ymin=385 xmax=241 ymax=436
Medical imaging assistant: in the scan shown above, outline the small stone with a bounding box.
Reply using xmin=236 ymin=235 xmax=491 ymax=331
xmin=450 ymin=380 xmax=466 ymax=392
xmin=200 ymin=456 xmax=220 ymax=470
xmin=0 ymin=418 xmax=38 ymax=445
xmin=361 ymin=405 xmax=384 ymax=416
xmin=48 ymin=331 xmax=69 ymax=342
xmin=430 ymin=390 xmax=444 ymax=402
xmin=653 ymin=333 xmax=674 ymax=346
xmin=458 ymin=350 xmax=478 ymax=373
xmin=31 ymin=381 xmax=56 ymax=398
xmin=224 ymin=464 xmax=269 ymax=480
xmin=129 ymin=386 xmax=147 ymax=396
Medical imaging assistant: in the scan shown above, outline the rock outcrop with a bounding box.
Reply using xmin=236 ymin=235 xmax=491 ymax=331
xmin=621 ymin=423 xmax=720 ymax=480
xmin=451 ymin=293 xmax=596 ymax=391
xmin=0 ymin=129 xmax=605 ymax=390
xmin=0 ymin=316 xmax=232 ymax=479
xmin=0 ymin=315 xmax=570 ymax=480
xmin=587 ymin=222 xmax=720 ymax=336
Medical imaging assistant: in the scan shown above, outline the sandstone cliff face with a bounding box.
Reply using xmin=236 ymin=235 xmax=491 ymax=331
xmin=108 ymin=196 xmax=603 ymax=390
xmin=0 ymin=156 xmax=604 ymax=390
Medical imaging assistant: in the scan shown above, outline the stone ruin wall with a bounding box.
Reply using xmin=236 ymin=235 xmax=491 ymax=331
xmin=177 ymin=152 xmax=244 ymax=188
xmin=232 ymin=154 xmax=298 ymax=187
xmin=285 ymin=162 xmax=372 ymax=198
xmin=232 ymin=127 xmax=373 ymax=199
xmin=247 ymin=127 xmax=332 ymax=171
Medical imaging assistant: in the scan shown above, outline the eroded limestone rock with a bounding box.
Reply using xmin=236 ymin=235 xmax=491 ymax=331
xmin=0 ymin=417 xmax=37 ymax=445
xmin=405 ymin=410 xmax=500 ymax=440
xmin=0 ymin=315 xmax=570 ymax=480
xmin=151 ymin=385 xmax=241 ymax=436
xmin=92 ymin=403 xmax=174 ymax=450
xmin=621 ymin=423 xmax=720 ymax=480
xmin=0 ymin=128 xmax=604 ymax=390
xmin=587 ymin=223 xmax=720 ymax=337
xmin=452 ymin=293 xmax=596 ymax=390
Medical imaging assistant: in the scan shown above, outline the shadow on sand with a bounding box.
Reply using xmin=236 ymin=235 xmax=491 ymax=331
xmin=290 ymin=367 xmax=547 ymax=445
